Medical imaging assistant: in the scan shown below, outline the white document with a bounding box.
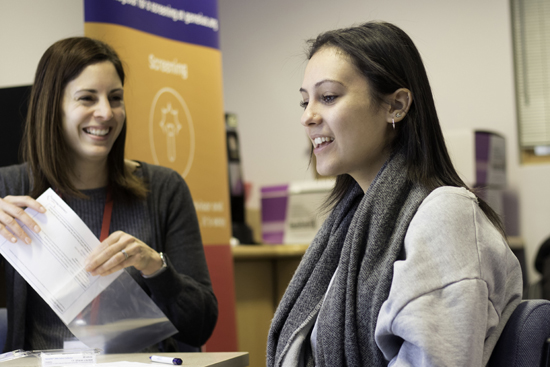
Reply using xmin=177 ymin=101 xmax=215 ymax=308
xmin=99 ymin=363 xmax=152 ymax=367
xmin=0 ymin=188 xmax=121 ymax=324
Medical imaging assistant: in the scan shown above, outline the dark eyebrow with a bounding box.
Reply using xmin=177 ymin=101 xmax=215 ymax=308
xmin=299 ymin=79 xmax=344 ymax=93
xmin=75 ymin=88 xmax=123 ymax=94
xmin=75 ymin=89 xmax=98 ymax=94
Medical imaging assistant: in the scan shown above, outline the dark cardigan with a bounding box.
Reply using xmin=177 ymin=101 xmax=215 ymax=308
xmin=0 ymin=162 xmax=218 ymax=351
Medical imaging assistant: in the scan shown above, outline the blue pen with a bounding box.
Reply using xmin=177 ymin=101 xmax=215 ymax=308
xmin=150 ymin=356 xmax=182 ymax=365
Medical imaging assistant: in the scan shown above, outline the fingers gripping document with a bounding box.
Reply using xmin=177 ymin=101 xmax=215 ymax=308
xmin=0 ymin=188 xmax=120 ymax=324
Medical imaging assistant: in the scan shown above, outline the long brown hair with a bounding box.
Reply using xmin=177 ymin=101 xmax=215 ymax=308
xmin=307 ymin=21 xmax=504 ymax=234
xmin=22 ymin=37 xmax=147 ymax=200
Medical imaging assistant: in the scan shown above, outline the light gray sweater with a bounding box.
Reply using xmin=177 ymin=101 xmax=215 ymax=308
xmin=375 ymin=186 xmax=523 ymax=366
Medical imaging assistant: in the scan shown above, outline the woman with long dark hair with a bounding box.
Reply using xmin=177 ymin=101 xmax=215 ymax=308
xmin=0 ymin=37 xmax=217 ymax=351
xmin=267 ymin=21 xmax=522 ymax=366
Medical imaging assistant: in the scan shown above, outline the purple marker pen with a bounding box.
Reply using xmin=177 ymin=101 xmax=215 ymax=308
xmin=149 ymin=356 xmax=183 ymax=365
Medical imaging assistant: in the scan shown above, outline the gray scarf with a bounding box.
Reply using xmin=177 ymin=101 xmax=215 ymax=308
xmin=267 ymin=152 xmax=430 ymax=366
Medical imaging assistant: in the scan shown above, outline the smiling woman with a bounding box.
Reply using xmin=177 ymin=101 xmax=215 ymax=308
xmin=267 ymin=21 xmax=523 ymax=367
xmin=0 ymin=37 xmax=217 ymax=352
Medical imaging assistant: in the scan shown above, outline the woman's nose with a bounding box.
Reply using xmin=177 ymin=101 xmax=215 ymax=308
xmin=95 ymin=98 xmax=114 ymax=120
xmin=300 ymin=109 xmax=321 ymax=127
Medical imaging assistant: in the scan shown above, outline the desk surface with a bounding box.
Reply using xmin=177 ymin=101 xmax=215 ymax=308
xmin=507 ymin=236 xmax=524 ymax=250
xmin=232 ymin=236 xmax=525 ymax=259
xmin=231 ymin=244 xmax=308 ymax=260
xmin=1 ymin=353 xmax=249 ymax=367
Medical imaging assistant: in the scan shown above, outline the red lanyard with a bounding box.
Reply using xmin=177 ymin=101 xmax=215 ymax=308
xmin=91 ymin=187 xmax=112 ymax=324
xmin=55 ymin=187 xmax=113 ymax=241
xmin=57 ymin=186 xmax=113 ymax=324
xmin=100 ymin=187 xmax=113 ymax=241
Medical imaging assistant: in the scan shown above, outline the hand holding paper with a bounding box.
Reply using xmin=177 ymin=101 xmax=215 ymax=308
xmin=0 ymin=188 xmax=177 ymax=351
xmin=85 ymin=231 xmax=164 ymax=277
xmin=0 ymin=195 xmax=46 ymax=244
xmin=0 ymin=188 xmax=121 ymax=324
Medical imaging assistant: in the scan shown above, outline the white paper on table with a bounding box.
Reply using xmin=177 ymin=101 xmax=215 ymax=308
xmin=0 ymin=188 xmax=121 ymax=324
xmin=99 ymin=363 xmax=153 ymax=367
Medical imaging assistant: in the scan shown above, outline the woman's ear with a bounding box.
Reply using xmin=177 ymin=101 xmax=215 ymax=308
xmin=385 ymin=88 xmax=412 ymax=123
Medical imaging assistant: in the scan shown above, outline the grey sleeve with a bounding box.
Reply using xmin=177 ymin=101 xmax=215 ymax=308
xmin=0 ymin=164 xmax=30 ymax=197
xmin=375 ymin=187 xmax=522 ymax=366
xmin=378 ymin=279 xmax=490 ymax=366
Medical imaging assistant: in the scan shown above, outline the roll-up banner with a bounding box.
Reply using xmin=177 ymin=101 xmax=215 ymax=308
xmin=84 ymin=0 xmax=237 ymax=352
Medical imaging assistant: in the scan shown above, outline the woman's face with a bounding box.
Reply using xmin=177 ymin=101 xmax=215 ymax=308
xmin=300 ymin=47 xmax=393 ymax=191
xmin=62 ymin=61 xmax=125 ymax=166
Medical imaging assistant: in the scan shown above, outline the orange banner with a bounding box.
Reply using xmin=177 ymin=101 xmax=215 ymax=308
xmin=84 ymin=20 xmax=230 ymax=246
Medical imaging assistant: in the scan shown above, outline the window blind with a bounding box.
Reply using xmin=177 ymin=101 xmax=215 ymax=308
xmin=511 ymin=0 xmax=550 ymax=148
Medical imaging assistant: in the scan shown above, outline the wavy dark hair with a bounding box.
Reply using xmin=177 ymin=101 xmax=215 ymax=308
xmin=307 ymin=21 xmax=504 ymax=234
xmin=22 ymin=37 xmax=147 ymax=200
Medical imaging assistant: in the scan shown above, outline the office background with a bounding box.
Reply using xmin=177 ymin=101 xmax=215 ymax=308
xmin=0 ymin=0 xmax=548 ymax=286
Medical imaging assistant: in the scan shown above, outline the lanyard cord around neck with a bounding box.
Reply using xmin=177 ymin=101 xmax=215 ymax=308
xmin=100 ymin=187 xmax=113 ymax=241
xmin=91 ymin=186 xmax=113 ymax=324
xmin=55 ymin=186 xmax=113 ymax=325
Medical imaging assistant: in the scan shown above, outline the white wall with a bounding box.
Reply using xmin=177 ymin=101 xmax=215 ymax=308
xmin=0 ymin=0 xmax=84 ymax=88
xmin=1 ymin=0 xmax=548 ymax=285
xmin=218 ymin=0 xmax=550 ymax=284
xmin=219 ymin=0 xmax=522 ymax=198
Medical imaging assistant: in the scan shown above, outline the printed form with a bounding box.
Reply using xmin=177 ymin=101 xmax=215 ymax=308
xmin=0 ymin=188 xmax=120 ymax=324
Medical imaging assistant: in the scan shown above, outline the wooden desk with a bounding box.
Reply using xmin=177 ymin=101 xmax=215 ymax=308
xmin=231 ymin=244 xmax=308 ymax=367
xmin=1 ymin=352 xmax=249 ymax=367
xmin=507 ymin=236 xmax=524 ymax=250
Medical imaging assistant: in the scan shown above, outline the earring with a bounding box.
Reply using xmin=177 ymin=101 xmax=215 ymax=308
xmin=396 ymin=113 xmax=402 ymax=118
xmin=392 ymin=118 xmax=395 ymax=130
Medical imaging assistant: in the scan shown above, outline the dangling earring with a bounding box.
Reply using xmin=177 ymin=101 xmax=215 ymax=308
xmin=392 ymin=118 xmax=395 ymax=130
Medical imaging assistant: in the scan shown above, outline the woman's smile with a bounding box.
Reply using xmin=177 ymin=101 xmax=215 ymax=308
xmin=312 ymin=136 xmax=335 ymax=150
xmin=83 ymin=126 xmax=112 ymax=137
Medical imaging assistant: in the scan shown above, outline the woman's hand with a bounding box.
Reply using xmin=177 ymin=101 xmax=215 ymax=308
xmin=0 ymin=196 xmax=46 ymax=244
xmin=84 ymin=231 xmax=163 ymax=277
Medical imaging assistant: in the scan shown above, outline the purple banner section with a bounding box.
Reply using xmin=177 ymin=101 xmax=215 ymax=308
xmin=261 ymin=184 xmax=288 ymax=244
xmin=84 ymin=0 xmax=219 ymax=49
xmin=262 ymin=196 xmax=288 ymax=222
xmin=475 ymin=132 xmax=490 ymax=185
xmin=261 ymin=185 xmax=290 ymax=194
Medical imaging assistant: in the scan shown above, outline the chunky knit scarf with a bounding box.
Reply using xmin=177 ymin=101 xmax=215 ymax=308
xmin=267 ymin=152 xmax=430 ymax=366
